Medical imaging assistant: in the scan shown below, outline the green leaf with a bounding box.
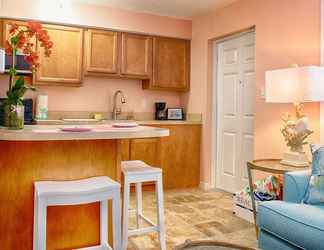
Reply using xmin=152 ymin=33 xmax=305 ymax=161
xmin=14 ymin=76 xmax=24 ymax=89
xmin=9 ymin=68 xmax=17 ymax=76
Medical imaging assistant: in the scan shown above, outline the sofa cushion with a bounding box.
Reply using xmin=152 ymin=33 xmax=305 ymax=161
xmin=259 ymin=230 xmax=301 ymax=250
xmin=258 ymin=201 xmax=324 ymax=250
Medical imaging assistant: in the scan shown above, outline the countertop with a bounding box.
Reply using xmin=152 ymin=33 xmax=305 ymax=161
xmin=137 ymin=120 xmax=202 ymax=125
xmin=35 ymin=119 xmax=202 ymax=125
xmin=0 ymin=124 xmax=169 ymax=141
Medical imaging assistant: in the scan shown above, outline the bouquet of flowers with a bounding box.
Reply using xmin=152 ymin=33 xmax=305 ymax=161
xmin=4 ymin=21 xmax=53 ymax=129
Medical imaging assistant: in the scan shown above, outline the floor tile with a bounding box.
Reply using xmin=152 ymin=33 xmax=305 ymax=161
xmin=126 ymin=188 xmax=257 ymax=250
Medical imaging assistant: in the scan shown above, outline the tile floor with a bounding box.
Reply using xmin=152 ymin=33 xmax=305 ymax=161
xmin=126 ymin=188 xmax=257 ymax=250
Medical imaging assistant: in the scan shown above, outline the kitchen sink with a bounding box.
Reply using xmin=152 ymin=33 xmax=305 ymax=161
xmin=62 ymin=118 xmax=103 ymax=123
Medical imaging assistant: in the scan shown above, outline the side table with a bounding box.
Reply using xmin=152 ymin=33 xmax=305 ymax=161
xmin=247 ymin=159 xmax=310 ymax=236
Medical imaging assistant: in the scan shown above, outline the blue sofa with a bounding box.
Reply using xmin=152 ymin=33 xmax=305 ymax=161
xmin=257 ymin=170 xmax=324 ymax=250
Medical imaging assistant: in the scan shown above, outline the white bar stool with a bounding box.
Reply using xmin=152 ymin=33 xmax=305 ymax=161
xmin=33 ymin=176 xmax=121 ymax=250
xmin=121 ymin=160 xmax=166 ymax=250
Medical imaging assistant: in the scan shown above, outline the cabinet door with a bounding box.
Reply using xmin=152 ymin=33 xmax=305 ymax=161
xmin=129 ymin=138 xmax=161 ymax=167
xmin=158 ymin=124 xmax=201 ymax=189
xmin=128 ymin=138 xmax=162 ymax=188
xmin=143 ymin=37 xmax=190 ymax=91
xmin=121 ymin=33 xmax=152 ymax=78
xmin=84 ymin=29 xmax=119 ymax=75
xmin=0 ymin=20 xmax=3 ymax=48
xmin=35 ymin=24 xmax=84 ymax=85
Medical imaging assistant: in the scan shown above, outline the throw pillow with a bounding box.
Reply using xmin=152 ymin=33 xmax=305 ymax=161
xmin=303 ymin=144 xmax=324 ymax=204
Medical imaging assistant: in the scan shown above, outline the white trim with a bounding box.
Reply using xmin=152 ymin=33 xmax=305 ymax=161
xmin=320 ymin=0 xmax=324 ymax=143
xmin=210 ymin=40 xmax=219 ymax=190
xmin=199 ymin=181 xmax=210 ymax=191
xmin=214 ymin=29 xmax=255 ymax=44
xmin=215 ymin=41 xmax=223 ymax=190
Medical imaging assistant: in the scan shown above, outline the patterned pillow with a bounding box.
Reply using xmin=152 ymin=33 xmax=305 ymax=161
xmin=303 ymin=144 xmax=324 ymax=204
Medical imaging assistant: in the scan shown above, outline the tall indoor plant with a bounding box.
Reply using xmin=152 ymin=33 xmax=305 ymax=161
xmin=4 ymin=21 xmax=53 ymax=129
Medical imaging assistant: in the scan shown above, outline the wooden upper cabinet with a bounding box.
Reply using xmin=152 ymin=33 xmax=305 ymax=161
xmin=143 ymin=37 xmax=190 ymax=92
xmin=35 ymin=24 xmax=84 ymax=86
xmin=84 ymin=29 xmax=119 ymax=75
xmin=0 ymin=20 xmax=3 ymax=48
xmin=121 ymin=33 xmax=152 ymax=78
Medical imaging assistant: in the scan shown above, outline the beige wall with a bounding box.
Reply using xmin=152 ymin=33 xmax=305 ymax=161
xmin=184 ymin=0 xmax=321 ymax=186
xmin=0 ymin=0 xmax=191 ymax=113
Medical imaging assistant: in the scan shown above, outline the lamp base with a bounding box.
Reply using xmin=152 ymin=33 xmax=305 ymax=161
xmin=280 ymin=151 xmax=309 ymax=167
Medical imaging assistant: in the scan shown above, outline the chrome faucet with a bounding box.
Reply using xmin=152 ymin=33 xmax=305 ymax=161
xmin=112 ymin=90 xmax=126 ymax=120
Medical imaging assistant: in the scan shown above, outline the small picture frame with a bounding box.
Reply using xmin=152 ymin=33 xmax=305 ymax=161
xmin=167 ymin=108 xmax=184 ymax=120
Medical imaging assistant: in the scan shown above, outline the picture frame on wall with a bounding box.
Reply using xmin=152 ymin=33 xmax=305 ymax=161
xmin=167 ymin=108 xmax=184 ymax=120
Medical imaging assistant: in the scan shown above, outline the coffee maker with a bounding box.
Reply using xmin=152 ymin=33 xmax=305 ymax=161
xmin=155 ymin=102 xmax=167 ymax=120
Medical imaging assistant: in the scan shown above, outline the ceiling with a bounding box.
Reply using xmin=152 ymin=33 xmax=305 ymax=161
xmin=75 ymin=0 xmax=238 ymax=19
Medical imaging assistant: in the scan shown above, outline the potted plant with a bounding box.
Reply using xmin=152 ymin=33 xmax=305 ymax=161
xmin=3 ymin=21 xmax=53 ymax=129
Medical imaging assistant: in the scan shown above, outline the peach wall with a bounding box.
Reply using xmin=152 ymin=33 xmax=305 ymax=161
xmin=183 ymin=0 xmax=321 ymax=186
xmin=0 ymin=75 xmax=180 ymax=113
xmin=0 ymin=0 xmax=191 ymax=113
xmin=0 ymin=0 xmax=191 ymax=39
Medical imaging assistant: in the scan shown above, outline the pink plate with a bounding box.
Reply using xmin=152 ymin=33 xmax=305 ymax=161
xmin=112 ymin=122 xmax=139 ymax=128
xmin=61 ymin=127 xmax=92 ymax=132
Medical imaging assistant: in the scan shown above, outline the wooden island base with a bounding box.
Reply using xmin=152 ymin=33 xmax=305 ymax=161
xmin=0 ymin=139 xmax=121 ymax=250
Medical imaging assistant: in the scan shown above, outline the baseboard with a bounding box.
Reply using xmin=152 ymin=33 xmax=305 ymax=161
xmin=199 ymin=181 xmax=210 ymax=191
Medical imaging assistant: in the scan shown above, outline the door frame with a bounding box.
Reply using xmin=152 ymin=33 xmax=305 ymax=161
xmin=210 ymin=28 xmax=255 ymax=190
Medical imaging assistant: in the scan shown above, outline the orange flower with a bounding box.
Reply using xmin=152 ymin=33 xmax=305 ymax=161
xmin=25 ymin=52 xmax=39 ymax=68
xmin=47 ymin=41 xmax=53 ymax=49
xmin=9 ymin=23 xmax=18 ymax=34
xmin=6 ymin=21 xmax=53 ymax=70
xmin=4 ymin=41 xmax=13 ymax=55
xmin=37 ymin=30 xmax=50 ymax=43
xmin=27 ymin=21 xmax=42 ymax=34
xmin=16 ymin=33 xmax=26 ymax=49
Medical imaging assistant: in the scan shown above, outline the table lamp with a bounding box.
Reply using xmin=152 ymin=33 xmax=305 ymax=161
xmin=265 ymin=65 xmax=324 ymax=167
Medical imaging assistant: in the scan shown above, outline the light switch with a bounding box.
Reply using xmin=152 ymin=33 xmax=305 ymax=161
xmin=260 ymin=87 xmax=266 ymax=99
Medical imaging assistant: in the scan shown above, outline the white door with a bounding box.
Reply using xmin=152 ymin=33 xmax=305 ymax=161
xmin=215 ymin=32 xmax=255 ymax=193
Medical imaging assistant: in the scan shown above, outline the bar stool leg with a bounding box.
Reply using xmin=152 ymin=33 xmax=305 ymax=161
xmin=37 ymin=197 xmax=47 ymax=250
xmin=156 ymin=174 xmax=166 ymax=250
xmin=136 ymin=182 xmax=142 ymax=229
xmin=122 ymin=177 xmax=130 ymax=250
xmin=100 ymin=200 xmax=108 ymax=246
xmin=113 ymin=192 xmax=122 ymax=250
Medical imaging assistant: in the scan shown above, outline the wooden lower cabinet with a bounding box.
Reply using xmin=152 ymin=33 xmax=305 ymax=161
xmin=121 ymin=124 xmax=201 ymax=189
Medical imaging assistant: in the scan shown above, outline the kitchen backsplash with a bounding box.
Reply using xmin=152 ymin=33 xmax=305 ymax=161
xmin=0 ymin=75 xmax=181 ymax=113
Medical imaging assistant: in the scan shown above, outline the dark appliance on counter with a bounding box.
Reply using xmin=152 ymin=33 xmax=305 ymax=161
xmin=4 ymin=53 xmax=33 ymax=75
xmin=0 ymin=98 xmax=34 ymax=125
xmin=0 ymin=49 xmax=33 ymax=75
xmin=23 ymin=99 xmax=34 ymax=124
xmin=155 ymin=102 xmax=167 ymax=120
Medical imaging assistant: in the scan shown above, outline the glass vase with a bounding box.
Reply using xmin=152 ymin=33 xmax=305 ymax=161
xmin=4 ymin=104 xmax=25 ymax=130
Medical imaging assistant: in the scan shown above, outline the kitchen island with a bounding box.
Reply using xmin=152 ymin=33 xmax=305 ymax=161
xmin=0 ymin=124 xmax=169 ymax=250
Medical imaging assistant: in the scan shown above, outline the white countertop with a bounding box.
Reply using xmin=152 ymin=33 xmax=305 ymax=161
xmin=35 ymin=119 xmax=202 ymax=126
xmin=0 ymin=124 xmax=169 ymax=141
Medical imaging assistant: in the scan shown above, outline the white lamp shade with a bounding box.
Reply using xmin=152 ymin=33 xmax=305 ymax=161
xmin=265 ymin=66 xmax=324 ymax=103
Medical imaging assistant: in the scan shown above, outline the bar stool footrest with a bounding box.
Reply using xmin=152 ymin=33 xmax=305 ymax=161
xmin=139 ymin=214 xmax=155 ymax=227
xmin=77 ymin=243 xmax=112 ymax=250
xmin=129 ymin=226 xmax=159 ymax=236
